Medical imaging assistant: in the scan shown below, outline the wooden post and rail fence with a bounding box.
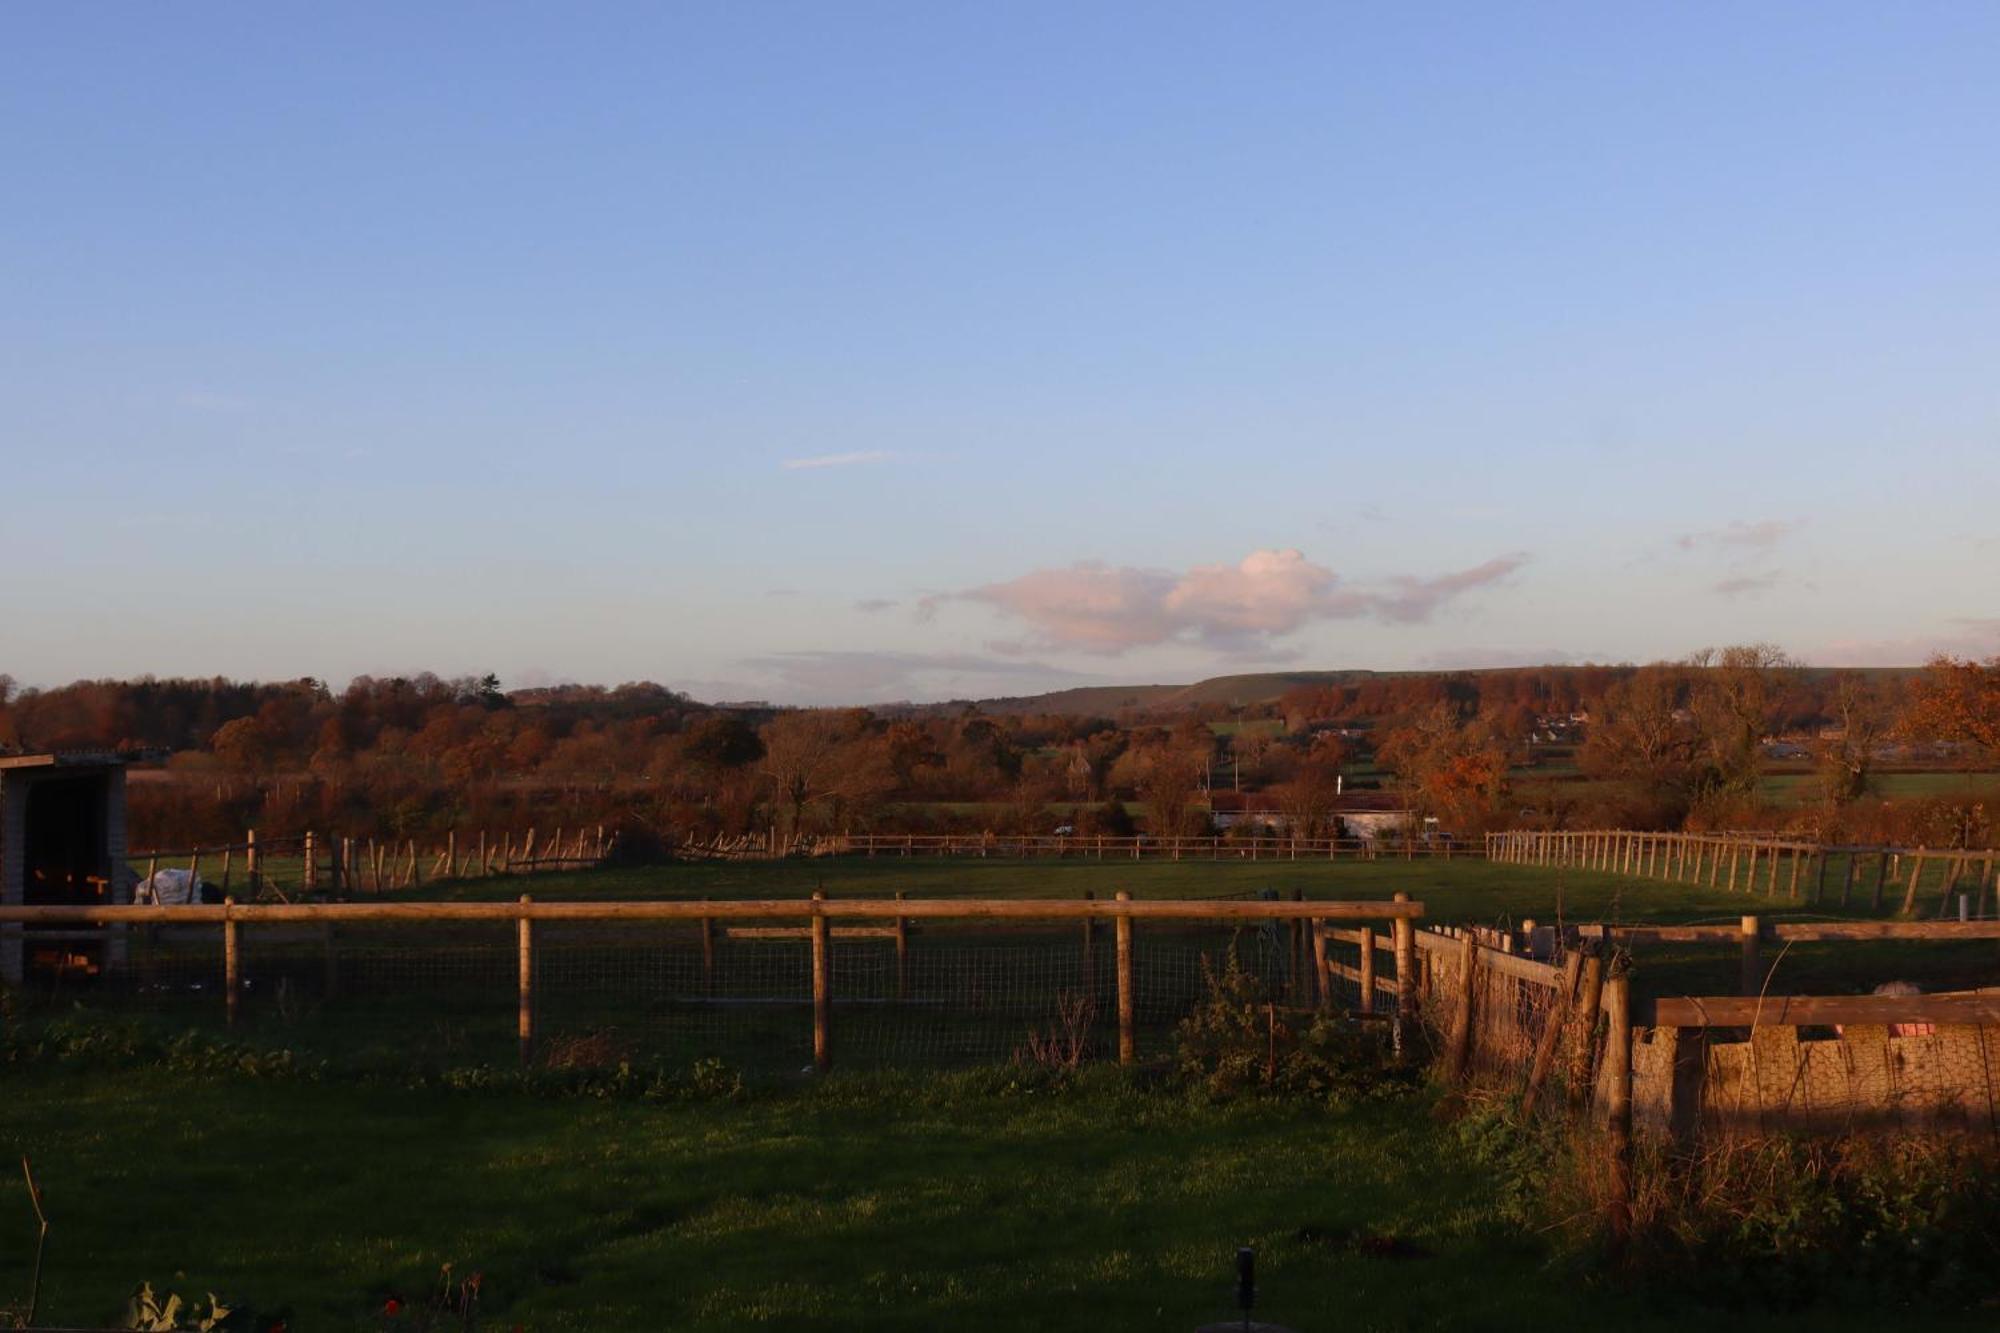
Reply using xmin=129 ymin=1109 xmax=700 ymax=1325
xmin=1488 ymin=829 xmax=2000 ymax=917
xmin=0 ymin=893 xmax=1425 ymax=1076
xmin=688 ymin=830 xmax=1480 ymax=863
xmin=127 ymin=826 xmax=615 ymax=900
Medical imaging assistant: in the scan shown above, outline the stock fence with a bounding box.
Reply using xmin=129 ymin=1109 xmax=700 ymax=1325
xmin=1490 ymin=828 xmax=2000 ymax=915
xmin=1 ymin=895 xmax=1423 ymax=1079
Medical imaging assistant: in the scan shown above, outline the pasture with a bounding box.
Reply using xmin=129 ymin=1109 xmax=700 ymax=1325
xmin=4 ymin=856 xmax=1991 ymax=1330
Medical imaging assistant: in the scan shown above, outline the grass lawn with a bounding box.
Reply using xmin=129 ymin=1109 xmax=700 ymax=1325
xmin=4 ymin=1066 xmax=1983 ymax=1332
xmin=395 ymin=855 xmax=1805 ymax=928
xmin=10 ymin=860 xmax=2000 ymax=1329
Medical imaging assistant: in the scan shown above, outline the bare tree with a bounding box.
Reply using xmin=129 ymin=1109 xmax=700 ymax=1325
xmin=1688 ymin=643 xmax=1799 ymax=800
xmin=759 ymin=710 xmax=885 ymax=835
xmin=1817 ymin=671 xmax=1894 ymax=803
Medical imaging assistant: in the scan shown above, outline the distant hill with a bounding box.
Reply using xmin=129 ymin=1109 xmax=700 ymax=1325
xmin=917 ymin=662 xmax=1927 ymax=718
xmin=945 ymin=670 xmax=1408 ymax=716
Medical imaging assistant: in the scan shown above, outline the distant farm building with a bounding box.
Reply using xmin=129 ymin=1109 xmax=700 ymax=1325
xmin=0 ymin=751 xmax=129 ymax=983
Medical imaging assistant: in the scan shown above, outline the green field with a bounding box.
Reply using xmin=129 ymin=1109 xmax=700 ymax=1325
xmin=8 ymin=857 xmax=1996 ymax=1329
xmin=7 ymin=1063 xmax=1985 ymax=1332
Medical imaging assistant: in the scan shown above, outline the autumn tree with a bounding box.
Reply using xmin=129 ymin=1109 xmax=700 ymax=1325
xmin=1112 ymin=743 xmax=1208 ymax=837
xmin=1905 ymin=655 xmax=2000 ymax=755
xmin=1273 ymin=733 xmax=1346 ymax=836
xmin=1376 ymin=702 xmax=1510 ymax=827
xmin=1578 ymin=665 xmax=1701 ymax=799
xmin=758 ymin=710 xmax=891 ymax=834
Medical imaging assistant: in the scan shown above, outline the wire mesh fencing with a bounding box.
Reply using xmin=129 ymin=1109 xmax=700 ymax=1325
xmin=1 ymin=898 xmax=1422 ymax=1079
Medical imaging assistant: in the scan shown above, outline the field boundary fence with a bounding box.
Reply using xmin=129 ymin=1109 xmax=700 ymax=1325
xmin=690 ymin=830 xmax=1480 ymax=863
xmin=0 ymin=894 xmax=1423 ymax=1077
xmin=1489 ymin=828 xmax=2000 ymax=916
xmin=127 ymin=826 xmax=614 ymax=900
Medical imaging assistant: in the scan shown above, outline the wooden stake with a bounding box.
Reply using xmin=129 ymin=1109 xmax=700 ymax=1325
xmin=1443 ymin=932 xmax=1477 ymax=1082
xmin=1739 ymin=915 xmax=1761 ymax=996
xmin=222 ymin=896 xmax=239 ymax=1027
xmin=1311 ymin=919 xmax=1331 ymax=1013
xmin=1115 ymin=890 xmax=1135 ymax=1065
xmin=701 ymin=912 xmax=715 ymax=993
xmin=1392 ymin=891 xmax=1416 ymax=1022
xmin=1603 ymin=973 xmax=1633 ymax=1251
xmin=810 ymin=891 xmax=831 ymax=1073
xmin=1357 ymin=924 xmax=1376 ymax=1014
xmin=894 ymin=890 xmax=908 ymax=1002
xmin=1569 ymin=950 xmax=1606 ymax=1109
xmin=517 ymin=894 xmax=534 ymax=1066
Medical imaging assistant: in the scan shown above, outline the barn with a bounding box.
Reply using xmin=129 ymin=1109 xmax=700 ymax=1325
xmin=0 ymin=751 xmax=129 ymax=984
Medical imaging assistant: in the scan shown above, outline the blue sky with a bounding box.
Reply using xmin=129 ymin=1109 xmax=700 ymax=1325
xmin=4 ymin=4 xmax=1997 ymax=703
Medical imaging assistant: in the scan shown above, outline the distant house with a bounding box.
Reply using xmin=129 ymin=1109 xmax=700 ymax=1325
xmin=1339 ymin=809 xmax=1413 ymax=840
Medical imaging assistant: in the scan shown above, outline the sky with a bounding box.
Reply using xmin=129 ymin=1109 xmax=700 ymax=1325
xmin=4 ymin=3 xmax=1998 ymax=705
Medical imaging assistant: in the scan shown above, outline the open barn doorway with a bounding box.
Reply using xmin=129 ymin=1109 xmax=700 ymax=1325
xmin=1 ymin=753 xmax=130 ymax=984
xmin=25 ymin=773 xmax=112 ymax=906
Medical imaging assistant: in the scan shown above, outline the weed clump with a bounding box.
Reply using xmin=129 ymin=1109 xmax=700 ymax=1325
xmin=1173 ymin=953 xmax=1415 ymax=1103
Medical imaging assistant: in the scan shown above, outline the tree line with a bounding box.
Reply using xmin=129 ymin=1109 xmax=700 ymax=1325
xmin=0 ymin=650 xmax=1994 ymax=850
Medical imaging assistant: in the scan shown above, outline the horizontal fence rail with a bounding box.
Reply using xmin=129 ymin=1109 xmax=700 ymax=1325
xmin=0 ymin=894 xmax=1424 ymax=1077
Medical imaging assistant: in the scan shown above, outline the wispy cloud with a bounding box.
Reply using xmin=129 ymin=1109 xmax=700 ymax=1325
xmin=1817 ymin=620 xmax=2000 ymax=667
xmin=1676 ymin=518 xmax=1798 ymax=552
xmin=929 ymin=548 xmax=1529 ymax=655
xmin=1419 ymin=647 xmax=1608 ymax=669
xmin=782 ymin=450 xmax=892 ymax=471
xmin=1712 ymin=572 xmax=1783 ymax=597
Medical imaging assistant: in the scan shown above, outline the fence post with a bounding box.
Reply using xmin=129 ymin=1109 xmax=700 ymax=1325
xmin=245 ymin=828 xmax=258 ymax=892
xmin=517 ymin=894 xmax=534 ymax=1066
xmin=222 ymin=895 xmax=239 ymax=1028
xmin=1311 ymin=919 xmax=1331 ymax=1013
xmin=894 ymin=890 xmax=909 ymax=1002
xmin=1569 ymin=949 xmax=1606 ymax=1109
xmin=1603 ymin=974 xmax=1634 ymax=1252
xmin=1081 ymin=889 xmax=1096 ymax=990
xmin=1289 ymin=888 xmax=1306 ymax=1001
xmin=1392 ymin=891 xmax=1416 ymax=1023
xmin=1443 ymin=932 xmax=1477 ymax=1082
xmin=700 ymin=911 xmax=715 ymax=993
xmin=1115 ymin=890 xmax=1135 ymax=1065
xmin=1739 ymin=915 xmax=1761 ymax=996
xmin=304 ymin=830 xmax=316 ymax=893
xmin=1358 ymin=924 xmax=1376 ymax=1014
xmin=811 ymin=891 xmax=832 ymax=1073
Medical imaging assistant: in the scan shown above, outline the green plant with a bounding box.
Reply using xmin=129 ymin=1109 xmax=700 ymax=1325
xmin=1173 ymin=952 xmax=1412 ymax=1102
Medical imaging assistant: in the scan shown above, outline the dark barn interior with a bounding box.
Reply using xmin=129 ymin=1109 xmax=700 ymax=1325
xmin=0 ymin=753 xmax=128 ymax=983
xmin=24 ymin=773 xmax=111 ymax=906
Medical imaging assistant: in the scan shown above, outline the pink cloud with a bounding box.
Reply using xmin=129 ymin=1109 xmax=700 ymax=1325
xmin=952 ymin=548 xmax=1528 ymax=654
xmin=1375 ymin=554 xmax=1532 ymax=623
